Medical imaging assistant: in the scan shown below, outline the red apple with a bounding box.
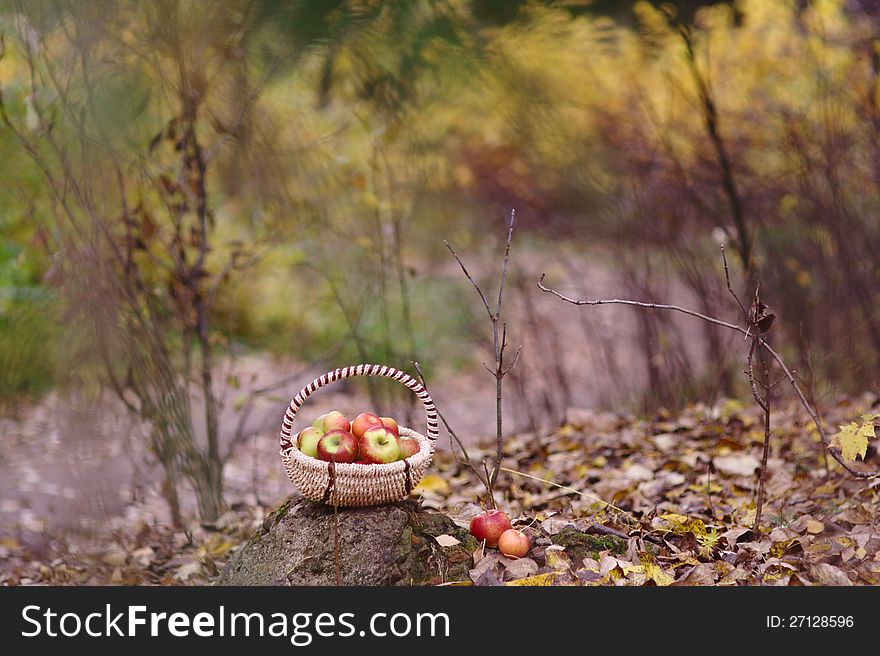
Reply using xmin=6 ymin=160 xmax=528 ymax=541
xmin=313 ymin=411 xmax=350 ymax=433
xmin=397 ymin=437 xmax=420 ymax=460
xmin=352 ymin=412 xmax=383 ymax=438
xmin=317 ymin=429 xmax=358 ymax=463
xmin=498 ymin=528 xmax=530 ymax=558
xmin=380 ymin=416 xmax=399 ymax=437
xmin=359 ymin=425 xmax=400 ymax=464
xmin=297 ymin=426 xmax=323 ymax=458
xmin=469 ymin=509 xmax=511 ymax=547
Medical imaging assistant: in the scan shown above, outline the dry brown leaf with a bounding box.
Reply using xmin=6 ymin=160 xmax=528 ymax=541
xmin=809 ymin=563 xmax=853 ymax=586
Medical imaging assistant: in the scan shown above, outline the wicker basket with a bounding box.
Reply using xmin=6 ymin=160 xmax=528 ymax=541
xmin=279 ymin=364 xmax=439 ymax=506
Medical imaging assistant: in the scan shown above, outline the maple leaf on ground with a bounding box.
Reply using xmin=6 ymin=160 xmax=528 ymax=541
xmin=831 ymin=414 xmax=878 ymax=462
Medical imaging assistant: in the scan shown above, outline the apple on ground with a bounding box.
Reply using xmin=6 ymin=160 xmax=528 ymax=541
xmin=313 ymin=410 xmax=350 ymax=433
xmin=297 ymin=426 xmax=323 ymax=458
xmin=397 ymin=437 xmax=419 ymax=460
xmin=352 ymin=412 xmax=383 ymax=438
xmin=379 ymin=416 xmax=399 ymax=437
xmin=359 ymin=425 xmax=400 ymax=464
xmin=317 ymin=429 xmax=359 ymax=463
xmin=498 ymin=528 xmax=530 ymax=558
xmin=469 ymin=509 xmax=511 ymax=547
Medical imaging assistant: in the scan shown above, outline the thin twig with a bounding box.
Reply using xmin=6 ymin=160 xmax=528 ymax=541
xmin=721 ymin=244 xmax=748 ymax=319
xmin=443 ymin=240 xmax=493 ymax=319
xmin=753 ymin=346 xmax=772 ymax=530
xmin=411 ymin=361 xmax=488 ymax=488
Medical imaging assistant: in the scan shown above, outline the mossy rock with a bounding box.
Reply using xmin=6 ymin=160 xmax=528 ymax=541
xmin=550 ymin=526 xmax=627 ymax=562
xmin=217 ymin=496 xmax=478 ymax=586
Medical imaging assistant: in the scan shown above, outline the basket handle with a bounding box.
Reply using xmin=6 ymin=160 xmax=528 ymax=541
xmin=279 ymin=364 xmax=439 ymax=451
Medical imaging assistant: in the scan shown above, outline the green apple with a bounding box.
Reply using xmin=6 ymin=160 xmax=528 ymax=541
xmin=297 ymin=426 xmax=323 ymax=458
xmin=313 ymin=410 xmax=350 ymax=433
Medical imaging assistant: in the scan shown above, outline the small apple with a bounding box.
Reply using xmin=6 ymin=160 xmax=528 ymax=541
xmin=317 ymin=429 xmax=358 ymax=463
xmin=312 ymin=413 xmax=329 ymax=431
xmin=297 ymin=426 xmax=323 ymax=458
xmin=313 ymin=411 xmax=351 ymax=433
xmin=380 ymin=416 xmax=399 ymax=437
xmin=352 ymin=412 xmax=383 ymax=438
xmin=397 ymin=437 xmax=420 ymax=460
xmin=498 ymin=528 xmax=530 ymax=558
xmin=469 ymin=509 xmax=511 ymax=547
xmin=359 ymin=425 xmax=400 ymax=464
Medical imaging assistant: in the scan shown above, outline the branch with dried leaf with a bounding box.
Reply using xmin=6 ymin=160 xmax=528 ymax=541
xmin=538 ymin=247 xmax=879 ymax=526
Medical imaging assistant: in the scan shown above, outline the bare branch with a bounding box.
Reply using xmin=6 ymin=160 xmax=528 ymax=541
xmin=495 ymin=209 xmax=516 ymax=320
xmin=443 ymin=240 xmax=493 ymax=320
xmin=539 ymin=273 xmax=748 ymax=335
xmin=502 ymin=345 xmax=523 ymax=376
xmin=721 ymin=243 xmax=748 ymax=319
xmin=538 ymin=274 xmax=879 ymax=480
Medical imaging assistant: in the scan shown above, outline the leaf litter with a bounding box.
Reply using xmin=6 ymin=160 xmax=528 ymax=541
xmin=1 ymin=394 xmax=877 ymax=586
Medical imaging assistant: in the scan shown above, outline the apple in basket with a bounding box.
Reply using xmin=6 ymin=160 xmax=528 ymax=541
xmin=313 ymin=410 xmax=351 ymax=433
xmin=297 ymin=426 xmax=323 ymax=459
xmin=317 ymin=429 xmax=359 ymax=463
xmin=359 ymin=425 xmax=400 ymax=464
xmin=469 ymin=509 xmax=511 ymax=547
xmin=352 ymin=412 xmax=383 ymax=439
xmin=379 ymin=416 xmax=399 ymax=438
xmin=397 ymin=437 xmax=420 ymax=460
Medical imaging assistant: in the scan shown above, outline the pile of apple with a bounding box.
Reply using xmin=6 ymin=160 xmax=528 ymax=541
xmin=296 ymin=411 xmax=420 ymax=464
xmin=470 ymin=508 xmax=531 ymax=559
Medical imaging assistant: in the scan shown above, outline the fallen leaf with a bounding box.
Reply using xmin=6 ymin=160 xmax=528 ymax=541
xmin=505 ymin=572 xmax=556 ymax=586
xmin=720 ymin=527 xmax=752 ymax=550
xmin=831 ymin=414 xmax=877 ymax=462
xmin=102 ymin=547 xmax=127 ymax=567
xmin=412 ymin=474 xmax=450 ymax=496
xmin=672 ymin=563 xmax=718 ymax=586
xmin=714 ymin=454 xmax=761 ymax=477
xmin=500 ymin=557 xmax=538 ymax=580
xmin=469 ymin=551 xmax=500 ymax=584
xmin=174 ymin=561 xmax=202 ymax=582
xmin=434 ymin=534 xmax=461 ymax=548
xmin=805 ymin=520 xmax=824 ymax=535
xmin=810 ymin=563 xmax=853 ymax=586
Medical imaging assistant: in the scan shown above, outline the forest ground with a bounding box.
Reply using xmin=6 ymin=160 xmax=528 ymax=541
xmin=1 ymin=376 xmax=877 ymax=586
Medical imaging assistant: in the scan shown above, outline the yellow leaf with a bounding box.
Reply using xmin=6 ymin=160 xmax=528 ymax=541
xmin=545 ymin=549 xmax=571 ymax=572
xmin=644 ymin=561 xmax=674 ymax=586
xmin=505 ymin=573 xmax=556 ymax=586
xmin=412 ymin=474 xmax=450 ymax=496
xmin=831 ymin=414 xmax=878 ymax=462
xmin=557 ymin=424 xmax=577 ymax=437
